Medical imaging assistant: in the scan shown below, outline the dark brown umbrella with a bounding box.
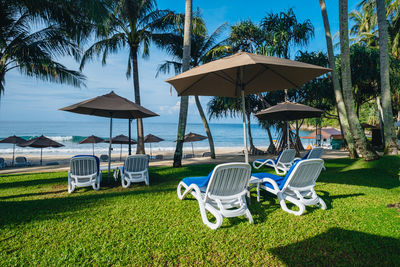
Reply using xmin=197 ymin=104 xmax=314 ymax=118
xmin=18 ymin=135 xmax=64 ymax=165
xmin=255 ymin=101 xmax=323 ymax=149
xmin=60 ymin=91 xmax=158 ymax=173
xmin=166 ymin=52 xmax=331 ymax=162
xmin=79 ymin=135 xmax=104 ymax=155
xmin=104 ymin=135 xmax=137 ymax=161
xmin=176 ymin=132 xmax=207 ymax=157
xmin=0 ymin=135 xmax=26 ymax=166
xmin=144 ymin=134 xmax=164 ymax=157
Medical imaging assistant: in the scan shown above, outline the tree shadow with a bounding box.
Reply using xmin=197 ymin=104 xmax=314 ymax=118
xmin=0 ymin=177 xmax=66 ymax=189
xmin=0 ymin=189 xmax=66 ymax=200
xmin=270 ymin=227 xmax=400 ymax=266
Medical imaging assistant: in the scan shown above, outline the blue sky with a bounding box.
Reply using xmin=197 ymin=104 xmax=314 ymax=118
xmin=0 ymin=0 xmax=359 ymax=124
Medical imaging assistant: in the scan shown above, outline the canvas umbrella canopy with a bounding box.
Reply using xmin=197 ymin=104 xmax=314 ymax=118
xmin=104 ymin=134 xmax=137 ymax=161
xmin=255 ymin=101 xmax=323 ymax=149
xmin=166 ymin=52 xmax=331 ymax=162
xmin=18 ymin=135 xmax=64 ymax=165
xmin=144 ymin=134 xmax=164 ymax=157
xmin=60 ymin=91 xmax=158 ymax=173
xmin=79 ymin=135 xmax=104 ymax=155
xmin=0 ymin=135 xmax=26 ymax=166
xmin=177 ymin=132 xmax=207 ymax=157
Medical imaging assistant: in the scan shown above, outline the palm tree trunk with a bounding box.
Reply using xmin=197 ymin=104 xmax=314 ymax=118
xmin=266 ymin=125 xmax=277 ymax=154
xmin=246 ymin=112 xmax=256 ymax=153
xmin=319 ymin=0 xmax=358 ymax=158
xmin=173 ymin=0 xmax=192 ymax=167
xmin=131 ymin=50 xmax=145 ymax=154
xmin=339 ymin=0 xmax=379 ymax=160
xmin=376 ymin=96 xmax=385 ymax=145
xmin=194 ymin=95 xmax=216 ymax=158
xmin=376 ymin=0 xmax=399 ymax=154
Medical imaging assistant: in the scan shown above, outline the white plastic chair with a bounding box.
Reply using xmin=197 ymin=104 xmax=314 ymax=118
xmin=252 ymin=149 xmax=296 ymax=175
xmin=252 ymin=159 xmax=327 ymax=216
xmin=119 ymin=155 xmax=149 ymax=188
xmin=0 ymin=158 xmax=6 ymax=168
xmin=295 ymin=147 xmax=325 ymax=170
xmin=68 ymin=156 xmax=101 ymax=193
xmin=177 ymin=162 xmax=253 ymax=230
xmin=15 ymin=157 xmax=31 ymax=167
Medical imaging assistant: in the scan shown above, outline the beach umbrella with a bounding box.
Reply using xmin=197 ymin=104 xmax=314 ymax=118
xmin=79 ymin=135 xmax=104 ymax=155
xmin=0 ymin=135 xmax=26 ymax=166
xmin=104 ymin=134 xmax=137 ymax=161
xmin=60 ymin=91 xmax=158 ymax=174
xmin=144 ymin=134 xmax=164 ymax=157
xmin=18 ymin=135 xmax=64 ymax=165
xmin=177 ymin=132 xmax=207 ymax=157
xmin=255 ymin=101 xmax=323 ymax=149
xmin=166 ymin=51 xmax=331 ymax=162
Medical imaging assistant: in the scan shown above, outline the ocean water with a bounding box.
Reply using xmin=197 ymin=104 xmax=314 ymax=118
xmin=0 ymin=120 xmax=313 ymax=155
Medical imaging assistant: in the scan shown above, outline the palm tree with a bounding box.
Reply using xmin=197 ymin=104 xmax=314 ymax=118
xmin=155 ymin=13 xmax=226 ymax=160
xmin=350 ymin=2 xmax=378 ymax=47
xmin=80 ymin=0 xmax=173 ymax=154
xmin=319 ymin=0 xmax=358 ymax=158
xmin=339 ymin=0 xmax=379 ymax=160
xmin=376 ymin=0 xmax=399 ymax=154
xmin=172 ymin=0 xmax=192 ymax=167
xmin=0 ymin=1 xmax=85 ymax=95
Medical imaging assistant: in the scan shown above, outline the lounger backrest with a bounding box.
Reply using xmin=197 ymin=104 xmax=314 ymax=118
xmin=124 ymin=155 xmax=149 ymax=172
xmin=70 ymin=157 xmax=98 ymax=176
xmin=279 ymin=149 xmax=296 ymax=164
xmin=100 ymin=154 xmax=109 ymax=161
xmin=206 ymin=163 xmax=251 ymax=199
xmin=283 ymin=159 xmax=323 ymax=190
xmin=307 ymin=147 xmax=323 ymax=159
xmin=15 ymin=157 xmax=27 ymax=164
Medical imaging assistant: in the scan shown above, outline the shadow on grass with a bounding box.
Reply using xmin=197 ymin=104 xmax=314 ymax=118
xmin=270 ymin=227 xmax=400 ymax=266
xmin=0 ymin=189 xmax=66 ymax=200
xmin=0 ymin=177 xmax=66 ymax=189
xmin=320 ymin=156 xmax=400 ymax=189
xmin=0 ymin=186 xmax=176 ymax=227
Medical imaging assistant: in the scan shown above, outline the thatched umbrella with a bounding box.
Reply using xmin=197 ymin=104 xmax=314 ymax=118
xmin=178 ymin=132 xmax=207 ymax=157
xmin=144 ymin=134 xmax=164 ymax=157
xmin=18 ymin=135 xmax=64 ymax=165
xmin=0 ymin=135 xmax=26 ymax=166
xmin=255 ymin=101 xmax=323 ymax=151
xmin=166 ymin=52 xmax=331 ymax=162
xmin=79 ymin=135 xmax=104 ymax=155
xmin=60 ymin=91 xmax=158 ymax=173
xmin=104 ymin=134 xmax=137 ymax=161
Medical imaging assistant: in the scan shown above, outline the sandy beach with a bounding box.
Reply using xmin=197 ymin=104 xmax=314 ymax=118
xmin=0 ymin=147 xmax=349 ymax=175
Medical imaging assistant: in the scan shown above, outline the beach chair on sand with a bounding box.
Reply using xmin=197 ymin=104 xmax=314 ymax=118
xmin=251 ymin=159 xmax=326 ymax=216
xmin=119 ymin=155 xmax=149 ymax=188
xmin=68 ymin=155 xmax=101 ymax=193
xmin=295 ymin=147 xmax=325 ymax=170
xmin=0 ymin=158 xmax=6 ymax=168
xmin=15 ymin=157 xmax=31 ymax=167
xmin=177 ymin=163 xmax=253 ymax=229
xmin=100 ymin=154 xmax=109 ymax=162
xmin=252 ymin=149 xmax=296 ymax=175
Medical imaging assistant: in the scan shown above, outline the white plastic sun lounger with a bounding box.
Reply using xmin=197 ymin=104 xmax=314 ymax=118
xmin=251 ymin=159 xmax=326 ymax=216
xmin=177 ymin=162 xmax=253 ymax=229
xmin=294 ymin=147 xmax=325 ymax=170
xmin=119 ymin=155 xmax=149 ymax=188
xmin=15 ymin=156 xmax=31 ymax=167
xmin=252 ymin=149 xmax=296 ymax=175
xmin=0 ymin=158 xmax=7 ymax=168
xmin=68 ymin=155 xmax=101 ymax=193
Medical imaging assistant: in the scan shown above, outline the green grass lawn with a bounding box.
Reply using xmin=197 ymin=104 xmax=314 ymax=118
xmin=0 ymin=156 xmax=399 ymax=266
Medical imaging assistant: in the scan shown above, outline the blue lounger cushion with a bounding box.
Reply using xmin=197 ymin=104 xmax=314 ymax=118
xmin=72 ymin=155 xmax=100 ymax=175
xmin=182 ymin=170 xmax=214 ymax=189
xmin=252 ymin=160 xmax=300 ymax=190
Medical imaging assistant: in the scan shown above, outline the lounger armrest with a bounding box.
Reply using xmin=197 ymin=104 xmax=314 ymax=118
xmin=294 ymin=157 xmax=301 ymax=161
xmin=262 ymin=177 xmax=281 ymax=192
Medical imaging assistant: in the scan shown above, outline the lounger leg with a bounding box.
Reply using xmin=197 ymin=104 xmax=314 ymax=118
xmin=145 ymin=171 xmax=149 ymax=186
xmin=245 ymin=209 xmax=253 ymax=224
xmin=201 ymin=203 xmax=223 ymax=230
xmin=277 ymin=192 xmax=305 ymax=216
xmin=177 ymin=182 xmax=193 ymax=200
xmin=121 ymin=175 xmax=131 ymax=188
xmin=67 ymin=174 xmax=75 ymax=193
xmin=317 ymin=197 xmax=327 ymax=210
xmin=92 ymin=175 xmax=100 ymax=191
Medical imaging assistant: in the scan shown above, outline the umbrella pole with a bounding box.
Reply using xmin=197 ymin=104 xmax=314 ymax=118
xmin=108 ymin=116 xmax=112 ymax=176
xmin=128 ymin=119 xmax=132 ymax=155
xmin=150 ymin=143 xmax=152 ymax=158
xmin=12 ymin=143 xmax=15 ymax=167
xmin=92 ymin=143 xmax=94 ymax=156
xmin=241 ymin=89 xmax=249 ymax=163
xmin=40 ymin=148 xmax=43 ymax=166
xmin=191 ymin=142 xmax=194 ymax=157
xmin=120 ymin=143 xmax=122 ymax=161
xmin=287 ymin=121 xmax=290 ymax=149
